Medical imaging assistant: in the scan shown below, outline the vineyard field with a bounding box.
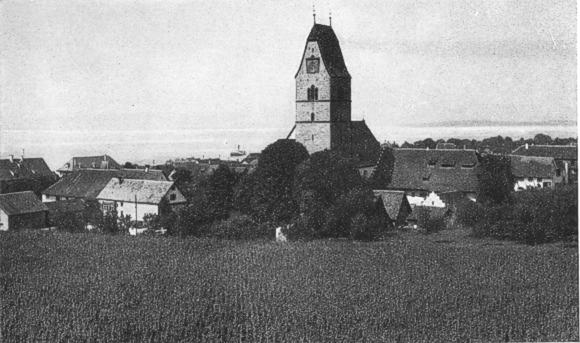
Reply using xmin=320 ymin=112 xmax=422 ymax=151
xmin=1 ymin=230 xmax=577 ymax=342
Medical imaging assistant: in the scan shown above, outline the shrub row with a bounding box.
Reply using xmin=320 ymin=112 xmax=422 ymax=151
xmin=459 ymin=185 xmax=577 ymax=244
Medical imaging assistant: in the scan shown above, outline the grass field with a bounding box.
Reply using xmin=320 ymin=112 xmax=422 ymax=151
xmin=1 ymin=229 xmax=578 ymax=342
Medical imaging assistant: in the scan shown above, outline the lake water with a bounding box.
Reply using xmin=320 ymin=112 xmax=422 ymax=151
xmin=1 ymin=125 xmax=576 ymax=170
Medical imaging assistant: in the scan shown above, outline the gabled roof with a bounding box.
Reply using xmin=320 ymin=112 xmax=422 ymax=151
xmin=97 ymin=179 xmax=184 ymax=205
xmin=57 ymin=155 xmax=121 ymax=173
xmin=296 ymin=24 xmax=350 ymax=78
xmin=43 ymin=169 xmax=167 ymax=199
xmin=389 ymin=149 xmax=479 ymax=193
xmin=0 ymin=191 xmax=48 ymax=215
xmin=0 ymin=158 xmax=53 ymax=181
xmin=373 ymin=190 xmax=410 ymax=220
xmin=512 ymin=145 xmax=577 ymax=160
xmin=509 ymin=155 xmax=556 ymax=178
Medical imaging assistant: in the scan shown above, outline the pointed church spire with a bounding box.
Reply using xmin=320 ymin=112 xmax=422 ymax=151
xmin=329 ymin=10 xmax=332 ymax=26
xmin=313 ymin=4 xmax=316 ymax=24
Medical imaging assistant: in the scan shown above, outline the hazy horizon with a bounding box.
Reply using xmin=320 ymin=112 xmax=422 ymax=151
xmin=1 ymin=0 xmax=576 ymax=168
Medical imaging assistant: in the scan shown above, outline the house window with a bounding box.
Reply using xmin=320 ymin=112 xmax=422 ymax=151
xmin=556 ymin=169 xmax=561 ymax=177
xmin=311 ymin=113 xmax=315 ymax=121
xmin=170 ymin=194 xmax=176 ymax=201
xmin=307 ymin=85 xmax=318 ymax=101
xmin=120 ymin=202 xmax=123 ymax=206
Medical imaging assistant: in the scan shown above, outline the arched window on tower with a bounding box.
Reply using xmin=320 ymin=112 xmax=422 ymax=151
xmin=311 ymin=113 xmax=315 ymax=121
xmin=307 ymin=85 xmax=318 ymax=101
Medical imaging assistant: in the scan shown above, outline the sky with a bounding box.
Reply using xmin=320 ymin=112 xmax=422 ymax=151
xmin=0 ymin=0 xmax=576 ymax=168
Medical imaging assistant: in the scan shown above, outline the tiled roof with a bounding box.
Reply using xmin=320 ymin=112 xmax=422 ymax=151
xmin=512 ymin=145 xmax=577 ymax=160
xmin=0 ymin=191 xmax=48 ymax=215
xmin=509 ymin=155 xmax=555 ymax=178
xmin=333 ymin=121 xmax=381 ymax=164
xmin=0 ymin=158 xmax=53 ymax=181
xmin=388 ymin=148 xmax=479 ymax=193
xmin=373 ymin=190 xmax=409 ymax=220
xmin=97 ymin=179 xmax=183 ymax=205
xmin=297 ymin=24 xmax=350 ymax=78
xmin=57 ymin=155 xmax=121 ymax=172
xmin=43 ymin=169 xmax=167 ymax=199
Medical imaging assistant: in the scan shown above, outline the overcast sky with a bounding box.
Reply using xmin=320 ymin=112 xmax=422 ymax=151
xmin=0 ymin=0 xmax=576 ymax=165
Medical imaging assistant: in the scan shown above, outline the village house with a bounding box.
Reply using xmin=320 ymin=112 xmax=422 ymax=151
xmin=57 ymin=155 xmax=121 ymax=176
xmin=0 ymin=155 xmax=56 ymax=195
xmin=385 ymin=148 xmax=480 ymax=207
xmin=96 ymin=178 xmax=186 ymax=221
xmin=510 ymin=155 xmax=562 ymax=191
xmin=511 ymin=144 xmax=577 ymax=184
xmin=373 ymin=190 xmax=412 ymax=228
xmin=0 ymin=191 xmax=48 ymax=231
xmin=42 ymin=168 xmax=167 ymax=202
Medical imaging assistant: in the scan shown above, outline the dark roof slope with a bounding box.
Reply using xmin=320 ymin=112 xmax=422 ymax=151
xmin=373 ymin=190 xmax=409 ymax=220
xmin=296 ymin=24 xmax=350 ymax=78
xmin=0 ymin=158 xmax=53 ymax=181
xmin=57 ymin=155 xmax=121 ymax=172
xmin=510 ymin=155 xmax=555 ymax=178
xmin=389 ymin=149 xmax=479 ymax=193
xmin=0 ymin=191 xmax=48 ymax=215
xmin=43 ymin=169 xmax=167 ymax=199
xmin=333 ymin=121 xmax=380 ymax=164
xmin=512 ymin=145 xmax=577 ymax=160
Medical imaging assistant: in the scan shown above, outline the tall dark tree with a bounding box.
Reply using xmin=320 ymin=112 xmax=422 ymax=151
xmin=476 ymin=154 xmax=514 ymax=205
xmin=292 ymin=150 xmax=382 ymax=239
xmin=234 ymin=139 xmax=309 ymax=224
xmin=370 ymin=146 xmax=395 ymax=189
xmin=205 ymin=164 xmax=238 ymax=220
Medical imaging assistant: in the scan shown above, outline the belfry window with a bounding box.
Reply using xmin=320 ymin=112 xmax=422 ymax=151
xmin=311 ymin=113 xmax=315 ymax=121
xmin=307 ymin=85 xmax=318 ymax=101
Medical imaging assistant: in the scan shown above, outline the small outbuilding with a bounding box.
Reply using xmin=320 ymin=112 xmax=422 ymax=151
xmin=0 ymin=191 xmax=48 ymax=230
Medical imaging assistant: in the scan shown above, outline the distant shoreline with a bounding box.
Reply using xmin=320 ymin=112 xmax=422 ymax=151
xmin=404 ymin=120 xmax=577 ymax=128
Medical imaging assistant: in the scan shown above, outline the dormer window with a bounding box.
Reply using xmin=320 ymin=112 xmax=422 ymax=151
xmin=307 ymin=85 xmax=318 ymax=101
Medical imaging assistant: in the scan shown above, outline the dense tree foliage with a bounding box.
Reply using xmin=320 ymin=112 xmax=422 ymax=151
xmin=370 ymin=145 xmax=395 ymax=188
xmin=476 ymin=154 xmax=514 ymax=205
xmin=233 ymin=139 xmax=309 ymax=224
xmin=289 ymin=151 xmax=385 ymax=240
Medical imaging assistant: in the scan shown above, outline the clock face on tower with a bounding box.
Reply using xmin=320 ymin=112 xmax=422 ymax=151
xmin=306 ymin=57 xmax=320 ymax=74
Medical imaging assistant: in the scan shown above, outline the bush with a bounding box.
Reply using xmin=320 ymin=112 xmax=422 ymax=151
xmin=414 ymin=207 xmax=447 ymax=234
xmin=209 ymin=215 xmax=271 ymax=240
xmin=469 ymin=186 xmax=577 ymax=244
xmin=456 ymin=201 xmax=485 ymax=228
xmin=52 ymin=211 xmax=85 ymax=233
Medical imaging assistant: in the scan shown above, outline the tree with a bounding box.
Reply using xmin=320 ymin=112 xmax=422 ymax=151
xmin=476 ymin=154 xmax=514 ymax=205
xmin=533 ymin=133 xmax=553 ymax=146
xmin=123 ymin=162 xmax=137 ymax=169
xmin=370 ymin=146 xmax=395 ymax=188
xmin=292 ymin=150 xmax=382 ymax=239
xmin=205 ymin=164 xmax=238 ymax=220
xmin=234 ymin=139 xmax=309 ymax=224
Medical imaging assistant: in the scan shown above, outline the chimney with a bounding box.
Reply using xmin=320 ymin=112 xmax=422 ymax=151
xmin=525 ymin=143 xmax=529 ymax=150
xmin=116 ymin=176 xmax=123 ymax=184
xmin=145 ymin=166 xmax=150 ymax=173
xmin=21 ymin=149 xmax=24 ymax=161
xmin=9 ymin=154 xmax=13 ymax=163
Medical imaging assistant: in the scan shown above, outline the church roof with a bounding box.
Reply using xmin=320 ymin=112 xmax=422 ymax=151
xmin=297 ymin=24 xmax=350 ymax=78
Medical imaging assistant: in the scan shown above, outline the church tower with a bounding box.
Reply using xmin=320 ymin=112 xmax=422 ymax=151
xmin=294 ymin=23 xmax=352 ymax=154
